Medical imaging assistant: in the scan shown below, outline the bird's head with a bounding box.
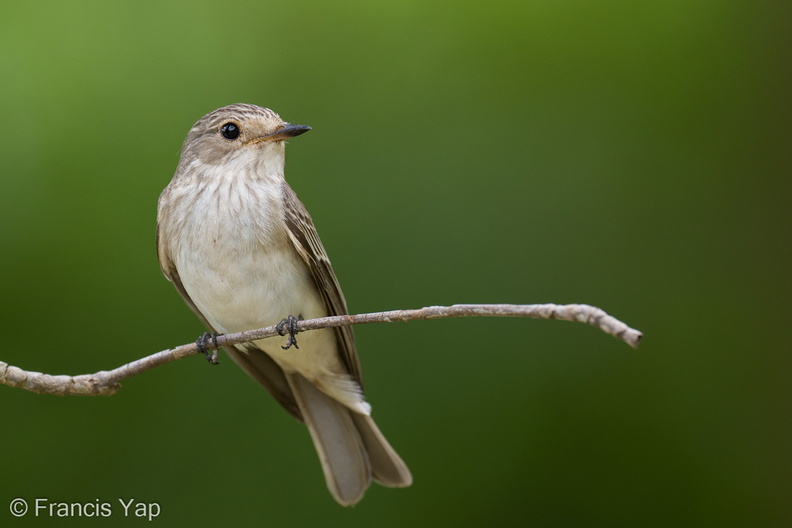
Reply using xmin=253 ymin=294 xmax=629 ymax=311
xmin=180 ymin=103 xmax=311 ymax=169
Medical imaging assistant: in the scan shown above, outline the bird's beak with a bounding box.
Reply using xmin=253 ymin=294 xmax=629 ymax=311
xmin=246 ymin=124 xmax=312 ymax=145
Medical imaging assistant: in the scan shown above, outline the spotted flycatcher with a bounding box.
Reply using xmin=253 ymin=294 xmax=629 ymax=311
xmin=156 ymin=104 xmax=411 ymax=505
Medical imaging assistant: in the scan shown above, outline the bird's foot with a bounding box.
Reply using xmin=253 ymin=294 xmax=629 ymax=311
xmin=276 ymin=315 xmax=302 ymax=350
xmin=196 ymin=331 xmax=221 ymax=365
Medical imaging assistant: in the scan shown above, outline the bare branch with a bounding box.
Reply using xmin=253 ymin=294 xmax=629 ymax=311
xmin=0 ymin=303 xmax=642 ymax=397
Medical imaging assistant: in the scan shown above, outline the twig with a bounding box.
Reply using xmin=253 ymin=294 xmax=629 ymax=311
xmin=0 ymin=303 xmax=642 ymax=397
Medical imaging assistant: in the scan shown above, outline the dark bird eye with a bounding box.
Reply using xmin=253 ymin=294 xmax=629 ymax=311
xmin=220 ymin=122 xmax=240 ymax=140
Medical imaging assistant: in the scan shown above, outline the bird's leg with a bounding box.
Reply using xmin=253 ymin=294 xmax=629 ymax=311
xmin=276 ymin=315 xmax=302 ymax=350
xmin=196 ymin=331 xmax=221 ymax=365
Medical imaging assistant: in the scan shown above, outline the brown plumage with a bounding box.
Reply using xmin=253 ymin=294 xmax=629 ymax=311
xmin=156 ymin=104 xmax=411 ymax=505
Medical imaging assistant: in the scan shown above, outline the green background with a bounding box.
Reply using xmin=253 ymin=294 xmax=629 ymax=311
xmin=1 ymin=1 xmax=789 ymax=526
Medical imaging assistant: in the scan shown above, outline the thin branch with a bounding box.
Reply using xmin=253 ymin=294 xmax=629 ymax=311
xmin=0 ymin=303 xmax=642 ymax=397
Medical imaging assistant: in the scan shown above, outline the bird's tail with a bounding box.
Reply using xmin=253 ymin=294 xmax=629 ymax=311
xmin=286 ymin=372 xmax=412 ymax=506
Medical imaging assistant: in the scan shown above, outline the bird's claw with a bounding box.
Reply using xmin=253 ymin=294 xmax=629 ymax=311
xmin=276 ymin=315 xmax=301 ymax=350
xmin=196 ymin=331 xmax=221 ymax=365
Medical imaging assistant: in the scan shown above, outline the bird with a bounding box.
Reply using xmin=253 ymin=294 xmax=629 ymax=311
xmin=156 ymin=103 xmax=411 ymax=505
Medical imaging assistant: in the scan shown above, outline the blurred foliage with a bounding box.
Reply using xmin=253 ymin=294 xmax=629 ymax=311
xmin=1 ymin=1 xmax=790 ymax=526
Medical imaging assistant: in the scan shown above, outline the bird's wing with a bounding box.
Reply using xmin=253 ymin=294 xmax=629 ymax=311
xmin=281 ymin=183 xmax=363 ymax=387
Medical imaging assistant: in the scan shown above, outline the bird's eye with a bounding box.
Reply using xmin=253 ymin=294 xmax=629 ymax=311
xmin=220 ymin=122 xmax=241 ymax=140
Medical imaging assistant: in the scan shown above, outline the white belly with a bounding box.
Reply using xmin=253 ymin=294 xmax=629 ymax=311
xmin=179 ymin=241 xmax=320 ymax=334
xmin=184 ymin=242 xmax=343 ymax=371
xmin=163 ymin=175 xmax=367 ymax=413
